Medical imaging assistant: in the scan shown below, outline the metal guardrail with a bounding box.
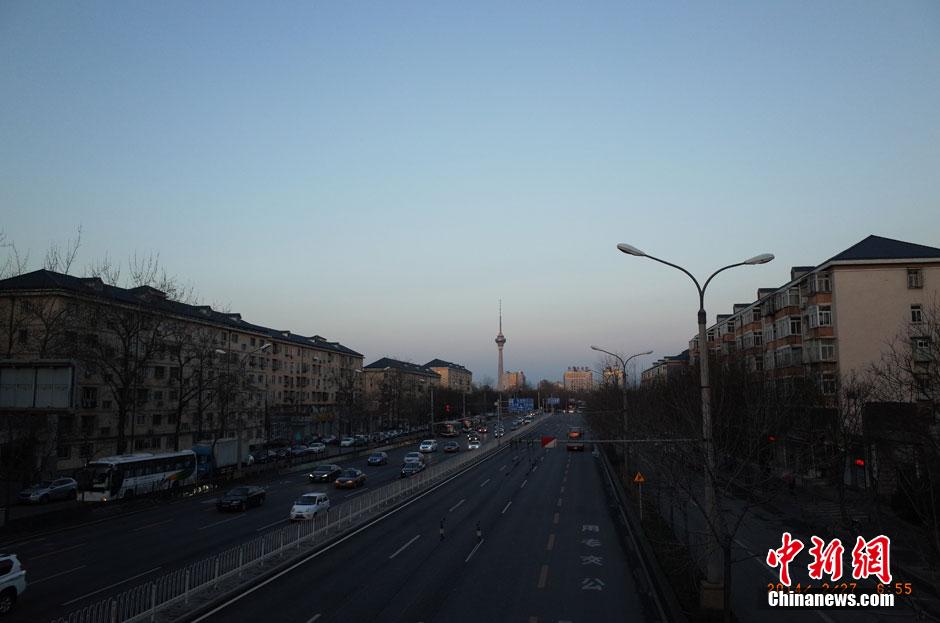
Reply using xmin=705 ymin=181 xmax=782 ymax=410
xmin=50 ymin=425 xmax=534 ymax=623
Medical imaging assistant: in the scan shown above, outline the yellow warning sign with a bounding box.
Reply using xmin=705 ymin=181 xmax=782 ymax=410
xmin=633 ymin=472 xmax=646 ymax=484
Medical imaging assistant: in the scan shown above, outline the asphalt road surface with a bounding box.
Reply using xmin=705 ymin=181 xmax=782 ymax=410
xmin=192 ymin=414 xmax=658 ymax=623
xmin=3 ymin=435 xmax=479 ymax=622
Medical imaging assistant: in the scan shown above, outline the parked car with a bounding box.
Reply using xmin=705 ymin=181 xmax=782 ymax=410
xmin=339 ymin=437 xmax=355 ymax=448
xmin=400 ymin=462 xmax=426 ymax=478
xmin=217 ymin=486 xmax=265 ymax=512
xmin=493 ymin=428 xmax=505 ymax=438
xmin=0 ymin=554 xmax=26 ymax=615
xmin=290 ymin=492 xmax=330 ymax=521
xmin=334 ymin=468 xmax=366 ymax=489
xmin=353 ymin=434 xmax=369 ymax=447
xmin=403 ymin=452 xmax=423 ymax=465
xmin=367 ymin=452 xmax=388 ymax=466
xmin=250 ymin=449 xmax=276 ymax=464
xmin=443 ymin=441 xmax=460 ymax=453
xmin=468 ymin=438 xmax=481 ymax=450
xmin=419 ymin=439 xmax=438 ymax=453
xmin=290 ymin=445 xmax=309 ymax=457
xmin=309 ymin=464 xmax=343 ymax=483
xmin=17 ymin=478 xmax=77 ymax=504
xmin=322 ymin=435 xmax=338 ymax=445
xmin=307 ymin=442 xmax=327 ymax=454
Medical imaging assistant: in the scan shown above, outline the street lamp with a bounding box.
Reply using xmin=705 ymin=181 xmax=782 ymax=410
xmin=215 ymin=342 xmax=272 ymax=475
xmin=617 ymin=242 xmax=773 ymax=606
xmin=590 ymin=346 xmax=652 ymax=471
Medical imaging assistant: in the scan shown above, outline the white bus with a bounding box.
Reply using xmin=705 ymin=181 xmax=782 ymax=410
xmin=77 ymin=450 xmax=197 ymax=502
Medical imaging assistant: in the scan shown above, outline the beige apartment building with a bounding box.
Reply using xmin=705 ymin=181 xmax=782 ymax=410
xmin=563 ymin=366 xmax=594 ymax=393
xmin=363 ymin=358 xmax=439 ymax=427
xmin=640 ymin=350 xmax=690 ymax=386
xmin=425 ymin=359 xmax=473 ymax=393
xmin=501 ymin=370 xmax=526 ymax=391
xmin=0 ymin=269 xmax=363 ymax=474
xmin=687 ymin=235 xmax=940 ymax=397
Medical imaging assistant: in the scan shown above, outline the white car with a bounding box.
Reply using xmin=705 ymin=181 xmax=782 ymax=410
xmin=418 ymin=439 xmax=438 ymax=453
xmin=307 ymin=443 xmax=326 ymax=454
xmin=0 ymin=554 xmax=26 ymax=615
xmin=290 ymin=493 xmax=330 ymax=521
xmin=340 ymin=437 xmax=355 ymax=447
xmin=468 ymin=439 xmax=481 ymax=450
xmin=403 ymin=451 xmax=424 ymax=464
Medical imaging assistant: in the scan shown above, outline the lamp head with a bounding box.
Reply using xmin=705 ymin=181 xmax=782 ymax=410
xmin=616 ymin=243 xmax=646 ymax=257
xmin=744 ymin=253 xmax=774 ymax=265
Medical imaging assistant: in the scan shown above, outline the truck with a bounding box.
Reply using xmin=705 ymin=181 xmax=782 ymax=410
xmin=192 ymin=438 xmax=251 ymax=479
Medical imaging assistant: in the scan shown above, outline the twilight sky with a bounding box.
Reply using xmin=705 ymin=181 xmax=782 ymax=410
xmin=2 ymin=2 xmax=939 ymax=383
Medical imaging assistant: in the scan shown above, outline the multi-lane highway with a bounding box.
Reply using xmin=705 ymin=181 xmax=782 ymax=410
xmin=191 ymin=414 xmax=660 ymax=623
xmin=3 ymin=435 xmax=473 ymax=622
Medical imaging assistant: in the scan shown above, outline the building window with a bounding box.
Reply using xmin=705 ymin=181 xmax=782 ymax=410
xmin=153 ymin=413 xmax=162 ymax=426
xmin=154 ymin=366 xmax=166 ymax=380
xmin=17 ymin=329 xmax=28 ymax=345
xmin=789 ymin=317 xmax=802 ymax=336
xmin=57 ymin=445 xmax=71 ymax=459
xmin=911 ymin=304 xmax=923 ymax=323
xmin=809 ymin=272 xmax=831 ymax=294
xmin=821 ymin=374 xmax=837 ymax=395
xmin=820 ymin=341 xmax=836 ymax=361
xmin=913 ymin=337 xmax=931 ymax=361
xmin=907 ymin=268 xmax=924 ymax=289
xmin=81 ymin=386 xmax=98 ymax=409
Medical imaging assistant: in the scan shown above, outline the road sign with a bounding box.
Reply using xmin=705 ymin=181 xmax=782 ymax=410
xmin=541 ymin=436 xmax=557 ymax=449
xmin=633 ymin=472 xmax=645 ymax=484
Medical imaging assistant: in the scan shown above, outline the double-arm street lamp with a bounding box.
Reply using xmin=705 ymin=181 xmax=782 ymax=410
xmin=616 ymin=242 xmax=773 ymax=606
xmin=589 ymin=346 xmax=652 ymax=470
xmin=214 ymin=342 xmax=272 ymax=475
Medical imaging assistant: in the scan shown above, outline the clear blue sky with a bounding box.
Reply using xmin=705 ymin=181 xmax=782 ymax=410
xmin=2 ymin=2 xmax=939 ymax=383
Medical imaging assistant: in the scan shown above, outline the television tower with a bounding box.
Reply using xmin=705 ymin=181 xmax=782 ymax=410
xmin=495 ymin=300 xmax=506 ymax=391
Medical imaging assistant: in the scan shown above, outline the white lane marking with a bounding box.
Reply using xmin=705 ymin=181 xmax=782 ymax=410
xmin=465 ymin=538 xmax=484 ymax=563
xmin=537 ymin=564 xmax=549 ymax=588
xmin=255 ymin=518 xmax=288 ymax=532
xmin=306 ymin=614 xmax=322 ymax=623
xmin=31 ymin=542 xmax=86 ymax=558
xmin=32 ymin=565 xmax=87 ymax=585
xmin=501 ymin=501 xmax=512 ymax=514
xmin=189 ymin=440 xmax=513 ymax=622
xmin=344 ymin=488 xmax=368 ymax=499
xmin=532 ymin=466 xmax=538 ymax=472
xmin=499 ymin=465 xmax=507 ymax=472
xmin=132 ymin=518 xmax=174 ymax=532
xmin=389 ymin=534 xmax=421 ymax=559
xmin=449 ymin=499 xmax=466 ymax=513
xmin=61 ymin=566 xmax=162 ymax=606
xmin=198 ymin=514 xmax=245 ymax=531
xmin=480 ymin=478 xmax=490 ymax=488
xmin=520 ymin=479 xmax=527 ymax=489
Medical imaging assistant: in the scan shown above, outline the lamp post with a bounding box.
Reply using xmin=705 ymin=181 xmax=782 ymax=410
xmin=589 ymin=346 xmax=652 ymax=472
xmin=214 ymin=342 xmax=272 ymax=476
xmin=617 ymin=242 xmax=773 ymax=608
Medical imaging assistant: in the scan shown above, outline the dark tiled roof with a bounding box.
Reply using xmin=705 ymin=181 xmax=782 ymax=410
xmin=0 ymin=269 xmax=362 ymax=357
xmin=424 ymin=358 xmax=469 ymax=372
xmin=364 ymin=357 xmax=439 ymax=377
xmin=826 ymin=235 xmax=940 ymax=263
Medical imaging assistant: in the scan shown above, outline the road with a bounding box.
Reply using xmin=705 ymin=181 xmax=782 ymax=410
xmin=193 ymin=414 xmax=658 ymax=623
xmin=3 ymin=435 xmax=475 ymax=622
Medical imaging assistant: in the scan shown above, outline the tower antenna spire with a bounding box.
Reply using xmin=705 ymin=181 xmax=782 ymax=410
xmin=499 ymin=299 xmax=502 ymax=333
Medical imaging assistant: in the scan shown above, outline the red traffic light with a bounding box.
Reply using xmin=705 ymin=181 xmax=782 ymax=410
xmin=767 ymin=435 xmax=777 ymax=442
xmin=854 ymin=458 xmax=865 ymax=467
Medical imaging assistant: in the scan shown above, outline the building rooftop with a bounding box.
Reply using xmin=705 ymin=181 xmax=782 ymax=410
xmin=424 ymin=358 xmax=470 ymax=372
xmin=0 ymin=269 xmax=363 ymax=357
xmin=364 ymin=357 xmax=440 ymax=377
xmin=825 ymin=234 xmax=940 ymax=263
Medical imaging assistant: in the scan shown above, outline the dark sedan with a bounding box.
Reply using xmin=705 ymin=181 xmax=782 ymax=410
xmin=400 ymin=462 xmax=426 ymax=478
xmin=309 ymin=464 xmax=343 ymax=482
xmin=217 ymin=486 xmax=266 ymax=512
xmin=367 ymin=452 xmax=388 ymax=466
xmin=335 ymin=468 xmax=367 ymax=489
xmin=443 ymin=441 xmax=460 ymax=453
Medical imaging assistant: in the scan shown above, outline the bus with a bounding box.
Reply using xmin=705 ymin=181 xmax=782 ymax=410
xmin=76 ymin=450 xmax=197 ymax=502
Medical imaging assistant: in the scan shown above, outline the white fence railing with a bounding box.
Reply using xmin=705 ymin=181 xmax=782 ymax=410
xmin=51 ymin=425 xmax=536 ymax=623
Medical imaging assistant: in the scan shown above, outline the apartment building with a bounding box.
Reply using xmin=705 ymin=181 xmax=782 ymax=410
xmin=501 ymin=370 xmax=527 ymax=391
xmin=687 ymin=235 xmax=940 ymax=396
xmin=563 ymin=367 xmax=594 ymax=393
xmin=363 ymin=358 xmax=439 ymax=426
xmin=640 ymin=350 xmax=690 ymax=386
xmin=0 ymin=269 xmax=363 ymax=474
xmin=425 ymin=359 xmax=473 ymax=393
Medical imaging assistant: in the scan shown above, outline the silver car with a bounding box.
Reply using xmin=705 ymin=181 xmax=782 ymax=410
xmin=18 ymin=478 xmax=77 ymax=504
